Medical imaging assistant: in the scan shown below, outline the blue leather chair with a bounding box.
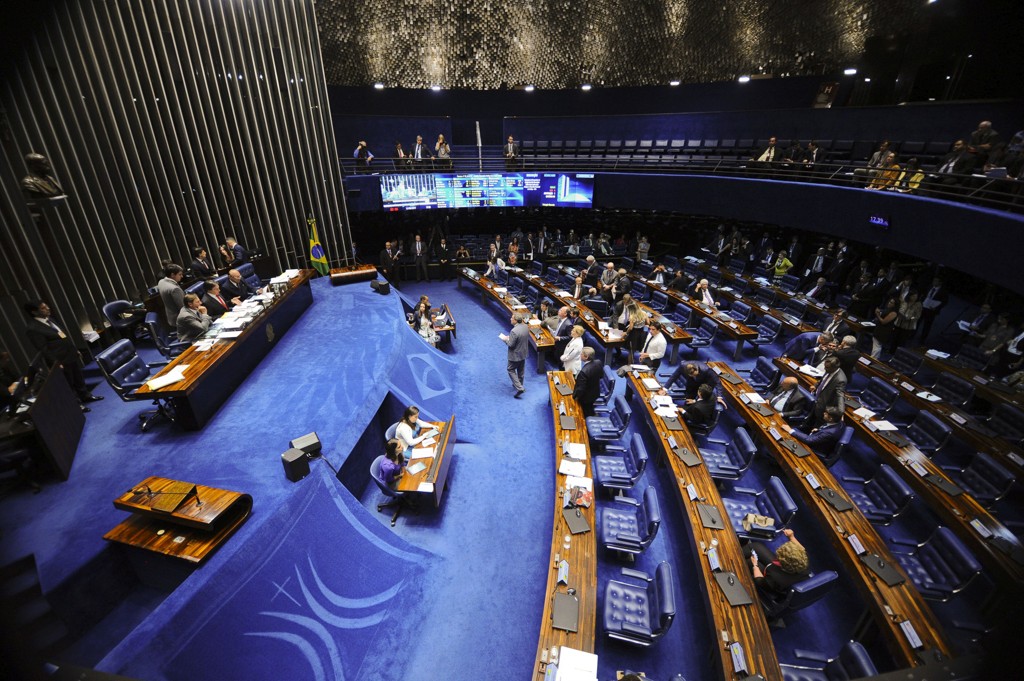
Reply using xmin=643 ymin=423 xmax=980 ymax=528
xmin=95 ymin=339 xmax=175 ymax=432
xmin=665 ymin=304 xmax=691 ymax=329
xmin=903 ymin=411 xmax=952 ymax=456
xmin=631 ymin=281 xmax=650 ymax=302
xmin=103 ymin=300 xmax=146 ymax=340
xmin=594 ymin=365 xmax=617 ymax=408
xmin=954 ymin=344 xmax=991 ymax=371
xmin=593 ymin=433 xmax=648 ymax=494
xmin=843 ymin=464 xmax=914 ymax=525
xmin=688 ymin=317 xmax=718 ymax=355
xmin=600 ymin=486 xmax=661 ymax=560
xmin=722 ymin=476 xmax=798 ymax=540
xmin=927 ymin=373 xmax=975 ymax=407
xmin=782 ymin=331 xmax=819 ymax=361
xmin=779 ymin=274 xmax=802 ymax=293
xmin=987 ymin=403 xmax=1024 ymax=446
xmin=184 ymin=280 xmax=205 ymax=297
xmin=603 ymin=562 xmax=676 ymax=647
xmin=686 ymin=402 xmax=724 ymax=439
xmin=888 ymin=347 xmax=923 ymax=376
xmin=370 ymin=455 xmax=409 ymax=527
xmin=782 ymin=298 xmax=807 ymax=322
xmin=761 ymin=570 xmax=838 ymax=622
xmin=780 ymin=641 xmax=878 ymax=681
xmin=237 ymin=262 xmax=262 ymax=289
xmin=649 ymin=290 xmax=669 ymax=312
xmin=620 ymin=257 xmax=635 ymax=272
xmin=586 ymin=395 xmax=632 ymax=444
xmin=754 ymin=289 xmax=777 ymax=307
xmin=750 ymin=316 xmax=783 ymax=348
xmin=584 ymin=297 xmax=609 ymax=316
xmin=745 ymin=356 xmax=780 ymax=392
xmin=384 ymin=422 xmax=399 ymax=441
xmin=818 ymin=425 xmax=854 ymax=468
xmin=700 ymin=426 xmax=757 ymax=481
xmin=945 ymin=451 xmax=1015 ymax=507
xmin=529 ymin=260 xmax=544 ymax=275
xmin=728 ymin=300 xmax=752 ymax=323
xmin=145 ymin=312 xmax=190 ymax=360
xmin=852 ymin=377 xmax=900 ymax=416
xmin=889 ymin=526 xmax=982 ymax=601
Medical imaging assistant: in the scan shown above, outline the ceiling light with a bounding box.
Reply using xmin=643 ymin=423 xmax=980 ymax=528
xmin=581 ymin=84 xmax=592 ymax=91
xmin=843 ymin=68 xmax=857 ymax=76
xmin=669 ymin=80 xmax=680 ymax=86
xmin=864 ymin=77 xmax=871 ymax=82
xmin=430 ymin=85 xmax=441 ymax=91
xmin=524 ymin=85 xmax=535 ymax=92
xmin=374 ymin=82 xmax=384 ymax=89
xmin=737 ymin=75 xmax=750 ymax=83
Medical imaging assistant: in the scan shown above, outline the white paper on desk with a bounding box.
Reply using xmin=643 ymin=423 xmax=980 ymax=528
xmin=860 ymin=321 xmax=876 ymax=328
xmin=493 ymin=287 xmax=507 ymax=293
xmin=743 ymin=392 xmax=766 ymax=404
xmin=565 ymin=475 xmax=592 ymax=491
xmin=410 ymin=447 xmax=435 ymax=460
xmin=854 ymin=407 xmax=876 ymax=420
xmin=219 ymin=330 xmax=243 ymax=339
xmin=916 ymin=391 xmax=942 ymax=402
xmin=654 ymin=406 xmax=679 ymax=418
xmin=416 ymin=482 xmax=434 ymax=493
xmin=193 ymin=340 xmax=216 ymax=351
xmin=565 ymin=443 xmax=587 ymax=460
xmin=799 ymin=364 xmax=825 ymax=378
xmin=631 ymin=364 xmax=652 ymax=371
xmin=555 ymin=646 xmax=598 ymax=681
xmin=528 ymin=319 xmax=542 ymax=326
xmin=651 ymin=395 xmax=674 ymax=408
xmin=559 ymin=459 xmax=586 ymax=477
xmin=146 ymin=366 xmax=188 ymax=390
xmin=720 ymin=286 xmax=734 ymax=292
xmin=420 ymin=436 xmax=437 ymax=447
xmin=642 ymin=377 xmax=662 ymax=391
xmin=926 ymin=349 xmax=951 ymax=359
xmin=598 ymin=321 xmax=611 ymax=331
xmin=556 ymin=290 xmax=571 ymax=297
xmin=871 ymin=419 xmax=898 ymax=431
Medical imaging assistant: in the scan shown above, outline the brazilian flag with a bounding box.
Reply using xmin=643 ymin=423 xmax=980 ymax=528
xmin=308 ymin=216 xmax=329 ymax=275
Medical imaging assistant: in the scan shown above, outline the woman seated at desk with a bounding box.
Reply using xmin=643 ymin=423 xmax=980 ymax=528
xmin=380 ymin=439 xmax=405 ymax=486
xmin=412 ymin=301 xmax=439 ymax=347
xmin=748 ymin=529 xmax=810 ymax=597
xmin=396 ymin=405 xmax=436 ymax=458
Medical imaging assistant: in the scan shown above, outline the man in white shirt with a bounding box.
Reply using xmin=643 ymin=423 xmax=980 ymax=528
xmin=637 ymin=321 xmax=667 ymax=371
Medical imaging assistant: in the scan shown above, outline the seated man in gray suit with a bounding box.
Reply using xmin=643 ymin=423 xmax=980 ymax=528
xmin=768 ymin=376 xmax=808 ymax=421
xmin=176 ymin=293 xmax=212 ymax=343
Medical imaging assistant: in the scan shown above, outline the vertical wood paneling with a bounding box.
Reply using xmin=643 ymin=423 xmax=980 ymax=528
xmin=0 ymin=0 xmax=350 ymax=367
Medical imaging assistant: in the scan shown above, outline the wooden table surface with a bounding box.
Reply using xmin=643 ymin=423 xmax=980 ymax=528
xmin=534 ymin=372 xmax=597 ymax=677
xmin=774 ymin=356 xmax=1024 ymax=587
xmin=624 ymin=370 xmax=783 ymax=681
xmin=917 ymin=350 xmax=1024 ymax=411
xmin=710 ymin=362 xmax=952 ymax=665
xmin=105 ymin=476 xmax=252 ymax=564
xmin=396 ymin=416 xmax=456 ymax=508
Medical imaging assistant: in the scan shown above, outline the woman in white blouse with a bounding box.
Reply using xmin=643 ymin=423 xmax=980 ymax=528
xmin=561 ymin=325 xmax=585 ymax=375
xmin=395 ymin=405 xmax=435 ymax=457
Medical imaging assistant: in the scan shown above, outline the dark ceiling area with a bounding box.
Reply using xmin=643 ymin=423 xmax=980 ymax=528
xmin=314 ymin=0 xmax=1024 ymax=103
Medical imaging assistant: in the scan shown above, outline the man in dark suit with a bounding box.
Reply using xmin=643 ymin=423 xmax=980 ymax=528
xmin=804 ymin=277 xmax=831 ymax=305
xmin=23 ymin=300 xmax=102 ymax=407
xmin=751 ymin=136 xmax=780 ymax=168
xmin=436 ymin=238 xmax=453 ymax=281
xmin=917 ymin=277 xmax=949 ymax=342
xmin=682 ymin=383 xmax=717 ymax=428
xmin=201 ymin=280 xmax=237 ymax=318
xmin=821 ymin=310 xmax=851 ymax=342
xmin=573 ymin=347 xmax=603 ymax=416
xmin=504 ymin=135 xmax=520 ymax=171
xmin=782 ymin=331 xmax=821 ymax=363
xmin=378 ymin=240 xmax=400 ymax=283
xmin=412 ymin=234 xmax=430 ymax=282
xmin=785 ymin=407 xmax=844 ymax=459
xmin=925 ymin=139 xmax=976 ymax=194
xmin=812 ymin=358 xmax=847 ymax=426
xmin=667 ymin=271 xmax=690 ymax=292
xmin=410 ymin=135 xmax=432 ymax=171
xmin=664 ymin=361 xmax=720 ymax=399
xmin=222 ymin=269 xmax=260 ymax=302
xmin=552 ymin=307 xmax=574 ymax=356
xmin=220 ymin=236 xmax=247 ymax=267
xmin=807 ymin=332 xmax=836 ymax=367
xmin=190 ymin=247 xmax=215 ymax=279
xmin=768 ymin=376 xmax=807 ymax=421
xmin=834 ymin=336 xmax=860 ymax=379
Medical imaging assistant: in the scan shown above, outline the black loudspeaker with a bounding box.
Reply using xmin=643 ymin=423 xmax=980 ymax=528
xmin=282 ymin=447 xmax=310 ymax=482
xmin=370 ymin=279 xmax=391 ymax=294
xmin=290 ymin=432 xmax=322 ymax=457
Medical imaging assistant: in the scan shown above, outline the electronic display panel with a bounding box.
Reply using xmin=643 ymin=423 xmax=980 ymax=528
xmin=380 ymin=172 xmax=594 ymax=210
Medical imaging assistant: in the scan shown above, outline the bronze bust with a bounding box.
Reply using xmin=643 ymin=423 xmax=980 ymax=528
xmin=21 ymin=152 xmax=67 ymax=201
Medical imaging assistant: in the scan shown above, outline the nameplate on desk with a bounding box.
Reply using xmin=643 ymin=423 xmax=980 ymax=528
xmin=673 ymin=446 xmax=702 ymax=467
xmin=969 ymin=518 xmax=993 ymax=538
xmin=697 ymin=504 xmax=724 ymax=530
xmin=815 ymin=487 xmax=853 ymax=512
xmin=720 ymin=373 xmax=744 ymax=386
xmin=910 ymin=461 xmax=929 ymax=477
xmin=1007 ymin=452 xmax=1024 ymax=467
xmin=663 ymin=416 xmax=684 ymax=431
xmin=925 ymin=474 xmax=963 ymax=497
xmin=847 ymin=534 xmax=866 ymax=555
xmin=805 ymin=473 xmax=821 ymax=489
xmin=861 ymin=553 xmax=906 ymax=586
xmin=900 ymin=620 xmax=924 ymax=649
xmin=559 ymin=415 xmax=577 ymax=431
xmin=715 ymin=571 xmax=753 ymax=606
xmin=686 ymin=483 xmax=698 ymax=501
xmin=729 ymin=643 xmax=749 ymax=676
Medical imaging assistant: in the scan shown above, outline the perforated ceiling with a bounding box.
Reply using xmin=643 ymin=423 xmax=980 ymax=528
xmin=316 ymin=0 xmax=924 ymax=89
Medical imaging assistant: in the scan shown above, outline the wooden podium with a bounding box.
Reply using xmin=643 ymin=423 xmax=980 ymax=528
xmin=104 ymin=476 xmax=252 ymax=565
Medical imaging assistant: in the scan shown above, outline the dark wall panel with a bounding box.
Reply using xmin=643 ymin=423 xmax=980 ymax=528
xmin=0 ymin=0 xmax=351 ymax=366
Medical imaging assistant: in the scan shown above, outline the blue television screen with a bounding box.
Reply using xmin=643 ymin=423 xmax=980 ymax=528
xmin=380 ymin=172 xmax=594 ymax=210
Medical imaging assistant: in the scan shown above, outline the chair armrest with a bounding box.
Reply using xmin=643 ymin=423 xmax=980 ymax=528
xmin=615 ymin=532 xmax=643 ymax=545
xmin=888 ymin=534 xmax=923 ymax=548
xmin=733 ymin=487 xmax=758 ymax=496
xmin=601 ymin=426 xmax=620 ymax=433
xmin=951 ymin=619 xmax=994 ymax=634
xmin=620 ymin=621 xmax=652 ymax=637
xmin=889 ymin=420 xmax=911 ymax=428
xmin=842 ymin=476 xmax=866 ymax=484
xmin=612 ymin=495 xmax=640 ymax=506
xmin=604 ymin=443 xmax=627 ymax=453
xmin=939 ymin=465 xmax=963 ymax=475
xmin=607 ymin=472 xmax=632 ymax=481
xmin=707 ymin=437 xmax=729 ymax=445
xmin=122 ymin=381 xmax=146 ymax=391
xmin=793 ymin=649 xmax=831 ymax=664
xmin=147 ymin=360 xmax=171 ymax=368
xmin=620 ymin=567 xmax=651 ymax=582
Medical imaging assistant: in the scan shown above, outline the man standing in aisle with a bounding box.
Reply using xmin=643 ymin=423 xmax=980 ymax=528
xmin=413 ymin=234 xmax=430 ymax=282
xmin=157 ymin=263 xmax=185 ymax=327
xmin=573 ymin=347 xmax=604 ymax=417
xmin=500 ymin=312 xmax=530 ymax=398
xmin=23 ymin=300 xmax=103 ymax=409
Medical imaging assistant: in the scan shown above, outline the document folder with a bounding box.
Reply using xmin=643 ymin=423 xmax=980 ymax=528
xmin=673 ymin=446 xmax=702 ymax=467
xmin=714 ymin=572 xmax=753 ymax=606
xmin=749 ymin=403 xmax=775 ymax=417
xmin=697 ymin=504 xmax=725 ymax=530
xmin=720 ymin=373 xmax=744 ymax=386
xmin=552 ymin=592 xmax=580 ymax=633
xmin=559 ymin=415 xmax=577 ymax=431
xmin=815 ymin=487 xmax=853 ymax=512
xmin=555 ymin=382 xmax=573 ymax=396
xmin=877 ymin=430 xmax=912 ymax=448
xmin=925 ymin=474 xmax=963 ymax=497
xmin=779 ymin=438 xmax=812 ymax=458
xmin=562 ymin=507 xmax=591 ymax=535
xmin=662 ymin=416 xmax=685 ymax=431
xmin=859 ymin=553 xmax=906 ymax=586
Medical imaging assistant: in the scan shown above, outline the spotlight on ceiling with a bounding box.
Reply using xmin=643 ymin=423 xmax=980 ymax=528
xmin=843 ymin=68 xmax=858 ymax=76
xmin=430 ymin=85 xmax=441 ymax=91
xmin=669 ymin=80 xmax=680 ymax=86
xmin=864 ymin=77 xmax=871 ymax=82
xmin=737 ymin=75 xmax=751 ymax=83
xmin=373 ymin=82 xmax=384 ymax=90
xmin=524 ymin=85 xmax=535 ymax=92
xmin=581 ymin=84 xmax=592 ymax=91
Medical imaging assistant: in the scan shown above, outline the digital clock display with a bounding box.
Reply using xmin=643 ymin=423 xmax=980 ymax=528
xmin=869 ymin=214 xmax=890 ymax=229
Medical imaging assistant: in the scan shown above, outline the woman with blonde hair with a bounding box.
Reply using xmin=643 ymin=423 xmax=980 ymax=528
xmin=749 ymin=529 xmax=810 ymax=597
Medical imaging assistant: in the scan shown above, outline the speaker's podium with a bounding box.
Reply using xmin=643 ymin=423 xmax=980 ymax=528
xmin=104 ymin=476 xmax=253 ymax=589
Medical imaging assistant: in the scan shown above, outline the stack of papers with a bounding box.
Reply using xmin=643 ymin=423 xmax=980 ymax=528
xmin=564 ymin=443 xmax=587 ymax=461
xmin=651 ymin=395 xmax=674 ymax=408
xmin=556 ymin=290 xmax=571 ymax=297
xmin=642 ymin=377 xmax=662 ymax=391
xmin=410 ymin=447 xmax=435 ymax=460
xmin=916 ymin=391 xmax=942 ymax=402
xmin=559 ymin=459 xmax=586 ymax=477
xmin=553 ymin=646 xmax=598 ymax=681
xmin=743 ymin=392 xmax=766 ymax=404
xmin=146 ymin=365 xmax=189 ymax=390
xmin=654 ymin=406 xmax=679 ymax=418
xmin=926 ymin=349 xmax=951 ymax=359
xmin=564 ymin=476 xmax=592 ymax=492
xmin=799 ymin=364 xmax=825 ymax=377
xmin=853 ymin=407 xmax=876 ymax=419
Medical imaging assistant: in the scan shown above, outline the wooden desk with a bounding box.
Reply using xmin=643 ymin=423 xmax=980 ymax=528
xmin=534 ymin=372 xmax=597 ymax=676
xmin=709 ymin=362 xmax=952 ymax=666
xmin=918 ymin=350 xmax=1024 ymax=411
xmin=851 ymin=354 xmax=1024 ymax=478
xmin=623 ymin=370 xmax=783 ymax=681
xmin=329 ymin=263 xmax=377 ymax=286
xmin=396 ymin=415 xmax=456 ymax=508
xmin=457 ymin=268 xmax=554 ymax=373
xmin=432 ymin=304 xmax=457 ymax=343
xmin=104 ymin=476 xmax=252 ymax=564
xmin=774 ymin=357 xmax=1024 ymax=587
xmin=135 ymin=270 xmax=314 ymax=429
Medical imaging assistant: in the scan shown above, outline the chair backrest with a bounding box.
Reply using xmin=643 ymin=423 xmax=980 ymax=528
xmin=962 ymin=451 xmax=1015 ymax=503
xmin=102 ymin=300 xmax=133 ymax=327
xmin=370 ymin=455 xmax=400 ymax=499
xmin=96 ymin=339 xmax=151 ymax=397
xmin=759 ymin=315 xmax=782 ymax=338
xmin=783 ymin=298 xmax=807 ymax=319
xmin=955 ymin=344 xmax=990 ymax=371
xmin=755 ymin=289 xmax=776 ymax=306
xmin=613 ymin=395 xmax=632 ymax=429
xmin=889 ymin=347 xmax=923 ymax=375
xmin=989 ymin=403 xmax=1024 ymax=441
xmin=867 ymin=464 xmax=915 ymax=516
xmin=750 ymin=356 xmax=780 ymax=389
xmin=668 ymin=305 xmax=691 ymax=326
xmin=652 ymin=561 xmax=677 ymax=635
xmin=651 ymin=291 xmax=669 ymax=310
xmin=920 ymin=527 xmax=982 ymax=588
xmin=699 ymin=317 xmax=718 ymax=337
xmin=826 ymin=640 xmax=879 ymax=679
xmin=931 ymin=373 xmax=975 ymax=406
xmin=631 ymin=281 xmax=648 ymax=300
xmin=730 ymin=301 xmax=752 ymax=322
xmin=385 ymin=422 xmax=399 ymax=441
xmin=728 ymin=426 xmax=757 ymax=470
xmin=779 ymin=274 xmax=802 ymax=293
xmin=821 ymin=426 xmax=853 ymax=467
xmin=584 ymin=297 xmax=608 ymax=316
xmin=185 ymin=280 xmax=205 ymax=297
xmin=862 ymin=377 xmax=900 ymax=414
xmin=641 ymin=486 xmax=662 ymax=543
xmin=628 ymin=433 xmax=649 ymax=478
xmin=906 ymin=411 xmax=952 ymax=452
xmin=759 ymin=476 xmax=797 ymax=527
